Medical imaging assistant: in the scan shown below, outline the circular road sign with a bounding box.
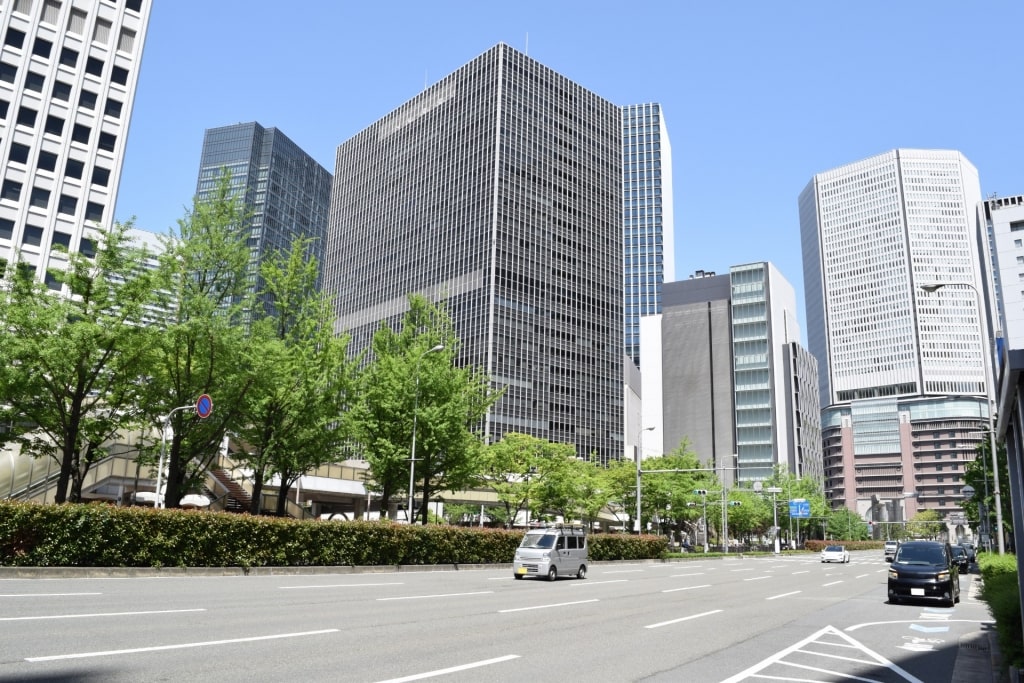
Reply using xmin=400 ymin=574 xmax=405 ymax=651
xmin=196 ymin=394 xmax=213 ymax=419
xmin=961 ymin=485 xmax=975 ymax=500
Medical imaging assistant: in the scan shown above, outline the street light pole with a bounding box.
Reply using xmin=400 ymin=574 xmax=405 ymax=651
xmin=635 ymin=426 xmax=655 ymax=534
xmin=156 ymin=404 xmax=196 ymax=509
xmin=922 ymin=282 xmax=1005 ymax=554
xmin=408 ymin=344 xmax=444 ymax=524
xmin=766 ymin=487 xmax=782 ymax=553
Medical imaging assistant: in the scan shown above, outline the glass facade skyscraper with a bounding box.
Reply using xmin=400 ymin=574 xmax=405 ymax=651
xmin=195 ymin=122 xmax=332 ymax=316
xmin=0 ymin=0 xmax=150 ymax=287
xmin=323 ymin=43 xmax=624 ymax=464
xmin=623 ymin=103 xmax=674 ymax=369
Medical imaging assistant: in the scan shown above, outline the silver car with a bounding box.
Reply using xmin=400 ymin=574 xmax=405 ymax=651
xmin=513 ymin=525 xmax=588 ymax=581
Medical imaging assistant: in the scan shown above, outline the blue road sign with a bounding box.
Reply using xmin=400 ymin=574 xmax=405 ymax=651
xmin=196 ymin=394 xmax=213 ymax=419
xmin=789 ymin=499 xmax=810 ymax=518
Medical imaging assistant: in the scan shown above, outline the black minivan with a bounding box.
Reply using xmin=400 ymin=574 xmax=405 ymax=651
xmin=887 ymin=540 xmax=960 ymax=606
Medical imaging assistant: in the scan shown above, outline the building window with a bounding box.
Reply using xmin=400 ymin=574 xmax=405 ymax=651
xmin=23 ymin=225 xmax=43 ymax=247
xmin=32 ymin=38 xmax=53 ymax=59
xmin=59 ymin=47 xmax=78 ymax=67
xmin=67 ymin=8 xmax=87 ymax=35
xmin=1 ymin=180 xmax=23 ymax=202
xmin=0 ymin=100 xmax=7 ymax=118
xmin=45 ymin=271 xmax=61 ymax=291
xmin=85 ymin=202 xmax=103 ymax=222
xmin=0 ymin=62 xmax=16 ymax=84
xmin=65 ymin=158 xmax=84 ymax=179
xmin=71 ymin=123 xmax=90 ymax=144
xmin=98 ymin=131 xmax=116 ymax=152
xmin=111 ymin=65 xmax=128 ymax=85
xmin=80 ymin=237 xmax=96 ymax=257
xmin=42 ymin=1 xmax=62 ymax=26
xmin=44 ymin=114 xmax=64 ymax=136
xmin=25 ymin=72 xmax=45 ymax=92
xmin=37 ymin=150 xmax=57 ymax=172
xmin=85 ymin=57 xmax=103 ymax=77
xmin=104 ymin=98 xmax=122 ymax=119
xmin=9 ymin=142 xmax=30 ymax=164
xmin=13 ymin=0 xmax=33 ymax=15
xmin=78 ymin=90 xmax=97 ymax=110
xmin=57 ymin=194 xmax=77 ymax=215
xmin=29 ymin=187 xmax=50 ymax=209
xmin=126 ymin=0 xmax=143 ymax=12
xmin=52 ymin=231 xmax=72 ymax=249
xmin=1016 ymin=239 xmax=1023 ymax=248
xmin=52 ymin=80 xmax=71 ymax=101
xmin=117 ymin=28 xmax=135 ymax=53
xmin=0 ymin=218 xmax=13 ymax=240
xmin=4 ymin=28 xmax=26 ymax=49
xmin=93 ymin=18 xmax=112 ymax=45
xmin=91 ymin=166 xmax=110 ymax=187
xmin=16 ymin=106 xmax=37 ymax=128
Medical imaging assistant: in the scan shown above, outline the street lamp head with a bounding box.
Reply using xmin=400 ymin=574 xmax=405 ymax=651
xmin=921 ymin=283 xmax=946 ymax=293
xmin=427 ymin=343 xmax=444 ymax=354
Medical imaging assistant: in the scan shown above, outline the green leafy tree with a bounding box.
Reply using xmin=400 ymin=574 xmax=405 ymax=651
xmin=478 ymin=433 xmax=569 ymax=527
xmin=963 ymin=441 xmax=1013 ymax=545
xmin=637 ymin=443 xmax=715 ymax=534
xmin=825 ymin=507 xmax=868 ymax=541
xmin=0 ymin=222 xmax=159 ymax=503
xmin=349 ymin=295 xmax=499 ymax=521
xmin=232 ymin=238 xmax=356 ymax=515
xmin=907 ymin=509 xmax=944 ymax=539
xmin=140 ymin=174 xmax=255 ymax=508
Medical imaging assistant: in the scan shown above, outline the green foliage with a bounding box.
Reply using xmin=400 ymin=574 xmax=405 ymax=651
xmin=906 ymin=509 xmax=944 ymax=539
xmin=0 ymin=502 xmax=667 ymax=567
xmin=977 ymin=553 xmax=1022 ymax=668
xmin=804 ymin=540 xmax=882 ymax=552
xmin=825 ymin=507 xmax=869 ymax=541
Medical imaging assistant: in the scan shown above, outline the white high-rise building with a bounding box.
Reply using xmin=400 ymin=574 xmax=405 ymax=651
xmin=0 ymin=0 xmax=150 ymax=286
xmin=800 ymin=149 xmax=991 ymax=527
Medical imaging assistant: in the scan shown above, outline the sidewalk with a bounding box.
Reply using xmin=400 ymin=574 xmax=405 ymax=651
xmin=952 ymin=628 xmax=1006 ymax=683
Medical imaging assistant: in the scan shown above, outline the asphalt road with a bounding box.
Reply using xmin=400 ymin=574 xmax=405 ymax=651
xmin=0 ymin=550 xmax=993 ymax=682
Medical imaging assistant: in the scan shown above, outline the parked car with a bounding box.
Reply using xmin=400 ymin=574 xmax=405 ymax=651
xmin=950 ymin=545 xmax=970 ymax=572
xmin=821 ymin=545 xmax=850 ymax=563
xmin=960 ymin=542 xmax=977 ymax=561
xmin=512 ymin=524 xmax=588 ymax=581
xmin=884 ymin=540 xmax=899 ymax=561
xmin=887 ymin=540 xmax=960 ymax=606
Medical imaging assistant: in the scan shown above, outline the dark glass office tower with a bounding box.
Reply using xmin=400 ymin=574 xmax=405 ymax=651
xmin=196 ymin=122 xmax=332 ymax=316
xmin=324 ymin=43 xmax=624 ymax=464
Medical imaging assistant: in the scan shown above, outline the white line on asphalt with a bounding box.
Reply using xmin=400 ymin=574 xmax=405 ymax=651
xmin=377 ymin=591 xmax=492 ymax=601
xmin=603 ymin=569 xmax=644 ymax=574
xmin=823 ymin=581 xmax=843 ymax=587
xmin=662 ymin=584 xmax=711 ymax=593
xmin=498 ymin=599 xmax=599 ymax=613
xmin=280 ymin=583 xmax=403 ymax=589
xmin=373 ymin=654 xmax=520 ymax=682
xmin=743 ymin=576 xmax=770 ymax=582
xmin=0 ymin=592 xmax=102 ymax=597
xmin=26 ymin=629 xmax=339 ymax=662
xmin=766 ymin=591 xmax=801 ymax=600
xmin=570 ymin=580 xmax=627 ymax=586
xmin=846 ymin=619 xmax=993 ymax=631
xmin=792 ymin=570 xmax=809 ymax=575
xmin=1 ymin=608 xmax=205 ymax=622
xmin=794 ymin=647 xmax=877 ymax=665
xmin=644 ymin=609 xmax=722 ymax=629
xmin=730 ymin=568 xmax=755 ymax=572
xmin=855 ymin=574 xmax=870 ymax=579
xmin=669 ymin=572 xmax=705 ymax=578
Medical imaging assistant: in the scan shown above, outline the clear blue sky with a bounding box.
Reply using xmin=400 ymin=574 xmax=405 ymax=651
xmin=116 ymin=1 xmax=1024 ymax=334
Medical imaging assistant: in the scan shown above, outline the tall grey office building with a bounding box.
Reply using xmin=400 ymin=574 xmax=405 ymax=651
xmin=623 ymin=103 xmax=674 ymax=369
xmin=196 ymin=122 xmax=332 ymax=315
xmin=0 ymin=0 xmax=150 ymax=285
xmin=323 ymin=43 xmax=624 ymax=463
xmin=800 ymin=149 xmax=989 ymax=528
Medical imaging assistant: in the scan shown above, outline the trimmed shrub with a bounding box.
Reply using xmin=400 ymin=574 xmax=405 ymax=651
xmin=978 ymin=553 xmax=1022 ymax=669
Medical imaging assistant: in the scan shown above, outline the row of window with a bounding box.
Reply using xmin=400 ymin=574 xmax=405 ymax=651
xmin=0 ymin=180 xmax=104 ymax=220
xmin=2 ymin=31 xmax=132 ymax=86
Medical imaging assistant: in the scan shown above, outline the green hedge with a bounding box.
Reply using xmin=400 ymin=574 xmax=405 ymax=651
xmin=804 ymin=540 xmax=882 ymax=552
xmin=0 ymin=502 xmax=667 ymax=568
xmin=977 ymin=553 xmax=1022 ymax=669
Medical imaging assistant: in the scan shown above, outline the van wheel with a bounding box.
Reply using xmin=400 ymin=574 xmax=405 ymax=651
xmin=513 ymin=573 xmax=523 ymax=580
xmin=547 ymin=566 xmax=557 ymax=582
xmin=576 ymin=565 xmax=587 ymax=580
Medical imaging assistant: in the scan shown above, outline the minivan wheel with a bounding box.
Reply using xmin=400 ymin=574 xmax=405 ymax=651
xmin=513 ymin=573 xmax=523 ymax=580
xmin=576 ymin=564 xmax=587 ymax=580
xmin=547 ymin=565 xmax=557 ymax=582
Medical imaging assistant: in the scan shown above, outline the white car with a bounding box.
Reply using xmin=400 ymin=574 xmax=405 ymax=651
xmin=821 ymin=545 xmax=850 ymax=563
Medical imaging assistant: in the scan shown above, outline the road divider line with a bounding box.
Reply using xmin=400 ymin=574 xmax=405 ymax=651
xmin=27 ymin=629 xmax=338 ymax=662
xmin=645 ymin=609 xmax=722 ymax=629
xmin=373 ymin=654 xmax=520 ymax=682
xmin=2 ymin=608 xmax=205 ymax=622
xmin=569 ymin=580 xmax=627 ymax=586
xmin=662 ymin=584 xmax=711 ymax=593
xmin=730 ymin=568 xmax=755 ymax=572
xmin=281 ymin=583 xmax=403 ymax=589
xmin=603 ymin=570 xmax=644 ymax=574
xmin=744 ymin=576 xmax=771 ymax=582
xmin=498 ymin=599 xmax=598 ymax=613
xmin=377 ymin=591 xmax=492 ymax=601
xmin=792 ymin=570 xmax=809 ymax=575
xmin=823 ymin=580 xmax=843 ymax=587
xmin=855 ymin=574 xmax=870 ymax=579
xmin=669 ymin=573 xmax=705 ymax=578
xmin=766 ymin=591 xmax=801 ymax=600
xmin=0 ymin=592 xmax=102 ymax=597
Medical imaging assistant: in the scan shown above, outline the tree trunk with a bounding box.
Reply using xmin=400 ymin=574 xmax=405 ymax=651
xmin=249 ymin=467 xmax=265 ymax=515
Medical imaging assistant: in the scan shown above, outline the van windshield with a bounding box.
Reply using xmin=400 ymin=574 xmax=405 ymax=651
xmin=520 ymin=533 xmax=556 ymax=549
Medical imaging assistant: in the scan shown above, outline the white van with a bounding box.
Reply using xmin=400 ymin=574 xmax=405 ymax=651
xmin=512 ymin=524 xmax=588 ymax=581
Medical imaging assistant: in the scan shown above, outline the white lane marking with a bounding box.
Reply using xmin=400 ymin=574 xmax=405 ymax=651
xmin=670 ymin=572 xmax=705 ymax=578
xmin=720 ymin=625 xmax=924 ymax=683
xmin=570 ymin=580 xmax=627 ymax=586
xmin=730 ymin=568 xmax=755 ymax=572
xmin=910 ymin=624 xmax=949 ymax=633
xmin=823 ymin=580 xmax=843 ymax=587
xmin=498 ymin=599 xmax=598 ymax=613
xmin=377 ymin=591 xmax=492 ymax=601
xmin=855 ymin=573 xmax=870 ymax=579
xmin=792 ymin=570 xmax=809 ymax=575
xmin=280 ymin=582 xmax=403 ymax=589
xmin=846 ymin=618 xmax=993 ymax=631
xmin=645 ymin=609 xmax=722 ymax=629
xmin=662 ymin=584 xmax=711 ymax=593
xmin=603 ymin=569 xmax=644 ymax=574
xmin=0 ymin=592 xmax=102 ymax=597
xmin=27 ymin=629 xmax=338 ymax=662
xmin=373 ymin=654 xmax=520 ymax=683
xmin=744 ymin=576 xmax=771 ymax=582
xmin=794 ymin=647 xmax=877 ymax=665
xmin=766 ymin=591 xmax=801 ymax=600
xmin=1 ymin=608 xmax=205 ymax=622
